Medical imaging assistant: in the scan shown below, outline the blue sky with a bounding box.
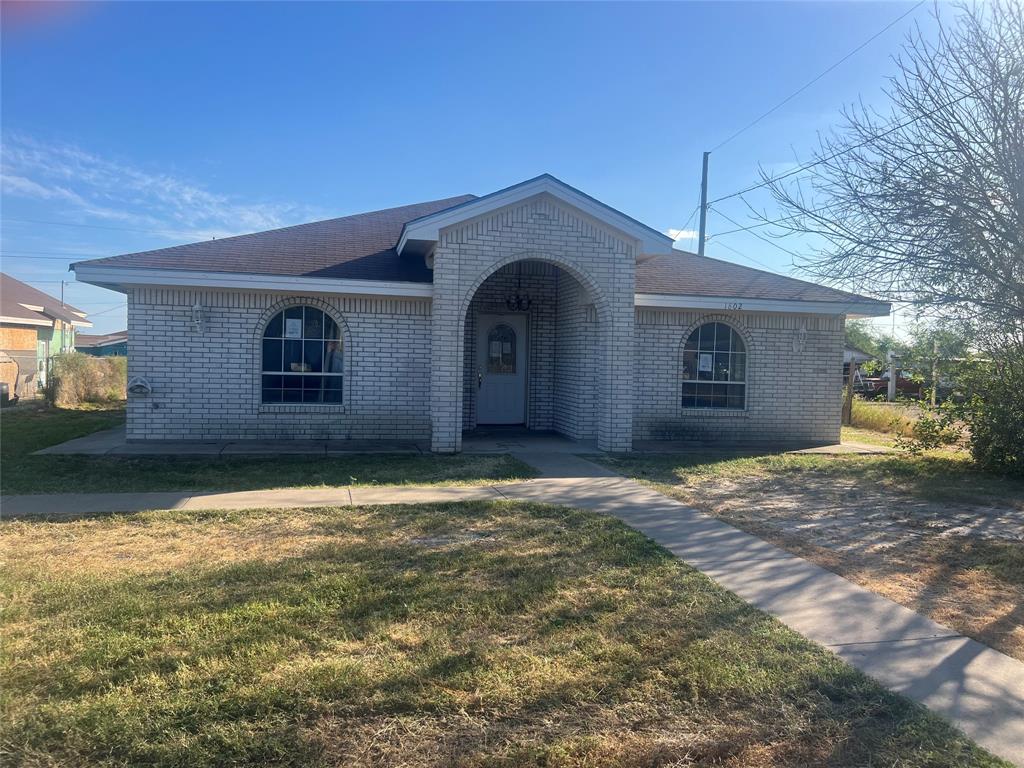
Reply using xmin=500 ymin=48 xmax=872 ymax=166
xmin=1 ymin=1 xmax=932 ymax=334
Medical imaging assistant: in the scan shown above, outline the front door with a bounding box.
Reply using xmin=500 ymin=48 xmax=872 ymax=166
xmin=476 ymin=314 xmax=527 ymax=424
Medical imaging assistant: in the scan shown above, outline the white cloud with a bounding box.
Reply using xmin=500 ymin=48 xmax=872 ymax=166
xmin=665 ymin=227 xmax=699 ymax=243
xmin=1 ymin=134 xmax=323 ymax=241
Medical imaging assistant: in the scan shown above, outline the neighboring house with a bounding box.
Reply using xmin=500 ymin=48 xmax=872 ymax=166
xmin=73 ymin=174 xmax=889 ymax=451
xmin=0 ymin=273 xmax=92 ymax=398
xmin=76 ymin=330 xmax=128 ymax=357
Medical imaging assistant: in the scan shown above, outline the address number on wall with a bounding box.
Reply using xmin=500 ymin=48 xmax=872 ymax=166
xmin=723 ymin=302 xmax=743 ymax=310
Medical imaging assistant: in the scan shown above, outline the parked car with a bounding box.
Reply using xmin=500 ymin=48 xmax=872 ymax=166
xmin=860 ymin=369 xmax=924 ymax=399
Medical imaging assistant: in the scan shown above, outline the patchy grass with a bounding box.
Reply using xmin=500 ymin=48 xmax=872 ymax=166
xmin=0 ymin=502 xmax=1005 ymax=767
xmin=595 ymin=450 xmax=1024 ymax=509
xmin=851 ymin=398 xmax=919 ymax=434
xmin=841 ymin=425 xmax=899 ymax=447
xmin=0 ymin=404 xmax=533 ymax=494
xmin=593 ymin=451 xmax=1024 ymax=660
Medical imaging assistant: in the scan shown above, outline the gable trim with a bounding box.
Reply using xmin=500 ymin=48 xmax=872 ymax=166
xmin=397 ymin=174 xmax=674 ymax=257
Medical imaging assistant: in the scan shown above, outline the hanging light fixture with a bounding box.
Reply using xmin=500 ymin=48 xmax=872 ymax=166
xmin=505 ymin=264 xmax=532 ymax=311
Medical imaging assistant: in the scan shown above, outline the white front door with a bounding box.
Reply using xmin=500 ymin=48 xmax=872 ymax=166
xmin=476 ymin=314 xmax=527 ymax=424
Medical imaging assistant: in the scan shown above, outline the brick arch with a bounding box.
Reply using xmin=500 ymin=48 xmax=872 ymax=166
xmin=251 ymin=296 xmax=353 ymax=411
xmin=676 ymin=314 xmax=754 ymax=410
xmin=456 ymin=250 xmax=611 ymax=327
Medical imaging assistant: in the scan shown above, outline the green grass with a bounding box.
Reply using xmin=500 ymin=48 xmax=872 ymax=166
xmin=0 ymin=404 xmax=534 ymax=494
xmin=0 ymin=501 xmax=1005 ymax=767
xmin=593 ymin=450 xmax=1024 ymax=508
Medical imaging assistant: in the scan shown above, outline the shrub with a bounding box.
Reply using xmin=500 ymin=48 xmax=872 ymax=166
xmin=893 ymin=400 xmax=964 ymax=454
xmin=957 ymin=357 xmax=1024 ymax=477
xmin=46 ymin=352 xmax=127 ymax=407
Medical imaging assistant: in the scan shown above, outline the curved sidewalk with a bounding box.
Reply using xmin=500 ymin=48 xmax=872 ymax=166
xmin=2 ymin=454 xmax=1022 ymax=766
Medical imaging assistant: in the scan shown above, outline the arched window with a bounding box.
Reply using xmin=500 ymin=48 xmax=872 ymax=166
xmin=681 ymin=322 xmax=746 ymax=409
xmin=261 ymin=306 xmax=343 ymax=403
xmin=486 ymin=324 xmax=517 ymax=374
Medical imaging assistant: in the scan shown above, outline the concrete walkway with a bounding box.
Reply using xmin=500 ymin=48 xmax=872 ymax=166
xmin=1 ymin=455 xmax=1018 ymax=764
xmin=35 ymin=425 xmax=891 ymax=456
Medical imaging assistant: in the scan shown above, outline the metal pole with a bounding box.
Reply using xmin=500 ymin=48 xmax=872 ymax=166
xmin=697 ymin=151 xmax=709 ymax=257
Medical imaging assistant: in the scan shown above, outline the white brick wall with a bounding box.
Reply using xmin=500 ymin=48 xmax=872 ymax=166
xmin=633 ymin=309 xmax=845 ymax=444
xmin=126 ymin=288 xmax=432 ymax=441
xmin=430 ymin=193 xmax=635 ymax=452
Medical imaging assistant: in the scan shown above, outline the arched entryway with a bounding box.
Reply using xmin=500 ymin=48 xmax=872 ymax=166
xmin=429 ymin=250 xmax=634 ymax=453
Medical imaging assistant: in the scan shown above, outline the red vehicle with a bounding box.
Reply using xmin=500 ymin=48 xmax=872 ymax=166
xmin=859 ymin=369 xmax=924 ymax=399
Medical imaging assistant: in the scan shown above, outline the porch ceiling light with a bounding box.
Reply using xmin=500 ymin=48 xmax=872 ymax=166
xmin=505 ymin=267 xmax=532 ymax=312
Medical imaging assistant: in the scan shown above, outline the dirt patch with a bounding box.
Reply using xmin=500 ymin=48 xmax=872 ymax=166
xmin=663 ymin=473 xmax=1024 ymax=661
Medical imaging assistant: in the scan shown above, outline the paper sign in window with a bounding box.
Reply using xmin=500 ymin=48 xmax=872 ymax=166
xmin=490 ymin=340 xmax=502 ymax=357
xmin=285 ymin=318 xmax=303 ymax=339
xmin=698 ymin=353 xmax=713 ymax=372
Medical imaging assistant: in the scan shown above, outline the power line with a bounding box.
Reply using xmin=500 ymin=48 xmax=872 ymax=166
xmin=710 ymin=240 xmax=791 ymax=276
xmin=0 ymin=217 xmax=186 ymax=237
xmin=710 ymin=206 xmax=804 ymax=261
xmin=0 ymin=248 xmax=108 ymax=257
xmin=710 ymin=0 xmax=926 ymax=153
xmin=707 ymin=83 xmax=985 ymax=206
xmin=1 ymin=254 xmax=94 ymax=262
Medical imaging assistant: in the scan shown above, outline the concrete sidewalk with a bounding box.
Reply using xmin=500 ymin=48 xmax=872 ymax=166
xmin=1 ymin=456 xmax=1020 ymax=764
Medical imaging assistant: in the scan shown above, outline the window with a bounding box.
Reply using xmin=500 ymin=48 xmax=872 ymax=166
xmin=681 ymin=322 xmax=746 ymax=409
xmin=486 ymin=324 xmax=517 ymax=374
xmin=261 ymin=306 xmax=343 ymax=403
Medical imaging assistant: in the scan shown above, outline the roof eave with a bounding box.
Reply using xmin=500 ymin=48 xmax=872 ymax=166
xmin=635 ymin=292 xmax=891 ymax=318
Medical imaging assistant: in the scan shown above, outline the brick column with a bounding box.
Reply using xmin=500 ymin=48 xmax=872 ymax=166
xmin=430 ymin=258 xmax=464 ymax=453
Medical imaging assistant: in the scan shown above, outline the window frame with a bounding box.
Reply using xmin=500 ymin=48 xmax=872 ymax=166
xmin=257 ymin=304 xmax=348 ymax=409
xmin=680 ymin=321 xmax=748 ymax=412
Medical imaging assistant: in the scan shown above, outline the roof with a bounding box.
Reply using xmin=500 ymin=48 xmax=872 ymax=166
xmin=637 ymin=250 xmax=882 ymax=306
xmin=72 ymin=180 xmax=885 ymax=312
xmin=76 ymin=330 xmax=128 ymax=348
xmin=0 ymin=273 xmax=90 ymax=326
xmin=75 ymin=195 xmax=476 ymax=282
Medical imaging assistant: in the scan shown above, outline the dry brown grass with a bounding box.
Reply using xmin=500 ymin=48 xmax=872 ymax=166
xmin=0 ymin=503 xmax=1002 ymax=767
xmin=645 ymin=472 xmax=1024 ymax=661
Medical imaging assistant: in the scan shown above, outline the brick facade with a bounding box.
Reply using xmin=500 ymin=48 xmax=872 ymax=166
xmin=122 ymin=194 xmax=846 ymax=449
xmin=126 ymin=288 xmax=432 ymax=441
xmin=430 ymin=194 xmax=635 ymax=452
xmin=634 ymin=309 xmax=845 ymax=444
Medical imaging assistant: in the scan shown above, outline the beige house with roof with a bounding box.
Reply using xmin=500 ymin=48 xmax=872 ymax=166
xmin=73 ymin=175 xmax=889 ymax=452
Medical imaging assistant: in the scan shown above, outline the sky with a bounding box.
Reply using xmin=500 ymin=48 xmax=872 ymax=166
xmin=1 ymin=1 xmax=937 ymax=336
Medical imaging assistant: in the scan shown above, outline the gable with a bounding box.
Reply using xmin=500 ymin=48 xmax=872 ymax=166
xmin=398 ymin=174 xmax=674 ymax=259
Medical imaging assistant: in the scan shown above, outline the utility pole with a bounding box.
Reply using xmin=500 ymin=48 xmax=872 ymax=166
xmin=697 ymin=151 xmax=709 ymax=257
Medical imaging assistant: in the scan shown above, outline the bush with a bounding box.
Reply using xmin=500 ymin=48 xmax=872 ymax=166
xmin=46 ymin=352 xmax=127 ymax=407
xmin=893 ymin=400 xmax=964 ymax=454
xmin=957 ymin=357 xmax=1024 ymax=477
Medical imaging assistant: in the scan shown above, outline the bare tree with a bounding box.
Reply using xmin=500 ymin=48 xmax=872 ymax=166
xmin=762 ymin=1 xmax=1024 ymax=335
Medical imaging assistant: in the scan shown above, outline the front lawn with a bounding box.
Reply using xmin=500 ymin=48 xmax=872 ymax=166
xmin=593 ymin=451 xmax=1024 ymax=661
xmin=0 ymin=501 xmax=1003 ymax=767
xmin=0 ymin=404 xmax=533 ymax=494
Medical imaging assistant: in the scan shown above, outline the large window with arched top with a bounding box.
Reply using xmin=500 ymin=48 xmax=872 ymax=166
xmin=681 ymin=322 xmax=746 ymax=409
xmin=261 ymin=306 xmax=343 ymax=403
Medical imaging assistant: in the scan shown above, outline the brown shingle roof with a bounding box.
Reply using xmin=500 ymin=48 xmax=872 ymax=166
xmin=76 ymin=330 xmax=128 ymax=348
xmin=73 ymin=191 xmax=882 ymax=308
xmin=637 ymin=250 xmax=881 ymax=305
xmin=0 ymin=273 xmax=88 ymax=325
xmin=74 ymin=195 xmax=476 ymax=282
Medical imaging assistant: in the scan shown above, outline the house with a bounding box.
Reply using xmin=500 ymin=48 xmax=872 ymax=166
xmin=73 ymin=174 xmax=889 ymax=451
xmin=0 ymin=273 xmax=92 ymax=398
xmin=76 ymin=330 xmax=128 ymax=357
